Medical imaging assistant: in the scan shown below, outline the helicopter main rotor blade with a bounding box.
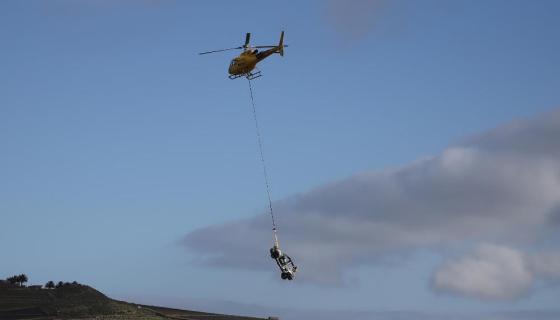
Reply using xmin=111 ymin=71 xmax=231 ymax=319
xmin=198 ymin=46 xmax=244 ymax=55
xmin=244 ymin=33 xmax=251 ymax=48
xmin=253 ymin=45 xmax=289 ymax=48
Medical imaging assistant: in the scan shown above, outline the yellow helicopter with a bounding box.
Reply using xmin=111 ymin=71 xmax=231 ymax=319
xmin=199 ymin=31 xmax=287 ymax=80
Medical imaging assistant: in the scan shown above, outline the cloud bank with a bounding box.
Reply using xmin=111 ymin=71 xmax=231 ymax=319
xmin=182 ymin=109 xmax=560 ymax=297
xmin=433 ymin=244 xmax=560 ymax=300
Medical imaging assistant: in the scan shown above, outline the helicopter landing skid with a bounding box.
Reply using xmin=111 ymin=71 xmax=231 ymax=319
xmin=246 ymin=71 xmax=262 ymax=80
xmin=229 ymin=71 xmax=262 ymax=80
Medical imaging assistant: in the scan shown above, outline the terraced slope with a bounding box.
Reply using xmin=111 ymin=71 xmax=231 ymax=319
xmin=0 ymin=283 xmax=271 ymax=320
xmin=0 ymin=282 xmax=140 ymax=319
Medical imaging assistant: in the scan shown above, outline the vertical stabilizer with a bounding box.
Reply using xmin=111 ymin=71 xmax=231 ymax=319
xmin=278 ymin=31 xmax=284 ymax=56
xmin=244 ymin=33 xmax=251 ymax=48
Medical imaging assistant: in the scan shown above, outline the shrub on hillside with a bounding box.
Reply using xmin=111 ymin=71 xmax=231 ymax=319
xmin=5 ymin=274 xmax=28 ymax=286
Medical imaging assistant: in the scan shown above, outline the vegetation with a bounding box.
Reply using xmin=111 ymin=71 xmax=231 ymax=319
xmin=5 ymin=274 xmax=28 ymax=286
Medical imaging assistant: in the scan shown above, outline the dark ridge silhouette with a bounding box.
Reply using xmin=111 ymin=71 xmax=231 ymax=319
xmin=0 ymin=279 xmax=273 ymax=320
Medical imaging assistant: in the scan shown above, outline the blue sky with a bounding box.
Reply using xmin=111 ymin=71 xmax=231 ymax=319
xmin=1 ymin=1 xmax=560 ymax=319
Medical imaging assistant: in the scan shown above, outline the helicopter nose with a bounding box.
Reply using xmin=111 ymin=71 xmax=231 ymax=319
xmin=228 ymin=59 xmax=237 ymax=74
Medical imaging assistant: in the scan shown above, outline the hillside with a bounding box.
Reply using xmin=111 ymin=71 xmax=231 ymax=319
xmin=0 ymin=281 xmax=273 ymax=320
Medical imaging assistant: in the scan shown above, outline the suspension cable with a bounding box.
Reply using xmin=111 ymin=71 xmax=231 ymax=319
xmin=247 ymin=79 xmax=277 ymax=233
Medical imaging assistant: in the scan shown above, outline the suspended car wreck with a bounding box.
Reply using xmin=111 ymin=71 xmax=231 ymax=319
xmin=270 ymin=246 xmax=297 ymax=280
xmin=270 ymin=233 xmax=297 ymax=280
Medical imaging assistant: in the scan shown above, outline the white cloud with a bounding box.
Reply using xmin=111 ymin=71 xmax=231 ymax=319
xmin=433 ymin=244 xmax=560 ymax=300
xmin=530 ymin=251 xmax=560 ymax=279
xmin=432 ymin=244 xmax=533 ymax=300
xmin=182 ymin=109 xmax=560 ymax=292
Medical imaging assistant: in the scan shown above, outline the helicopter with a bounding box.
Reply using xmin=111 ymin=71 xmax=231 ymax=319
xmin=199 ymin=31 xmax=287 ymax=80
